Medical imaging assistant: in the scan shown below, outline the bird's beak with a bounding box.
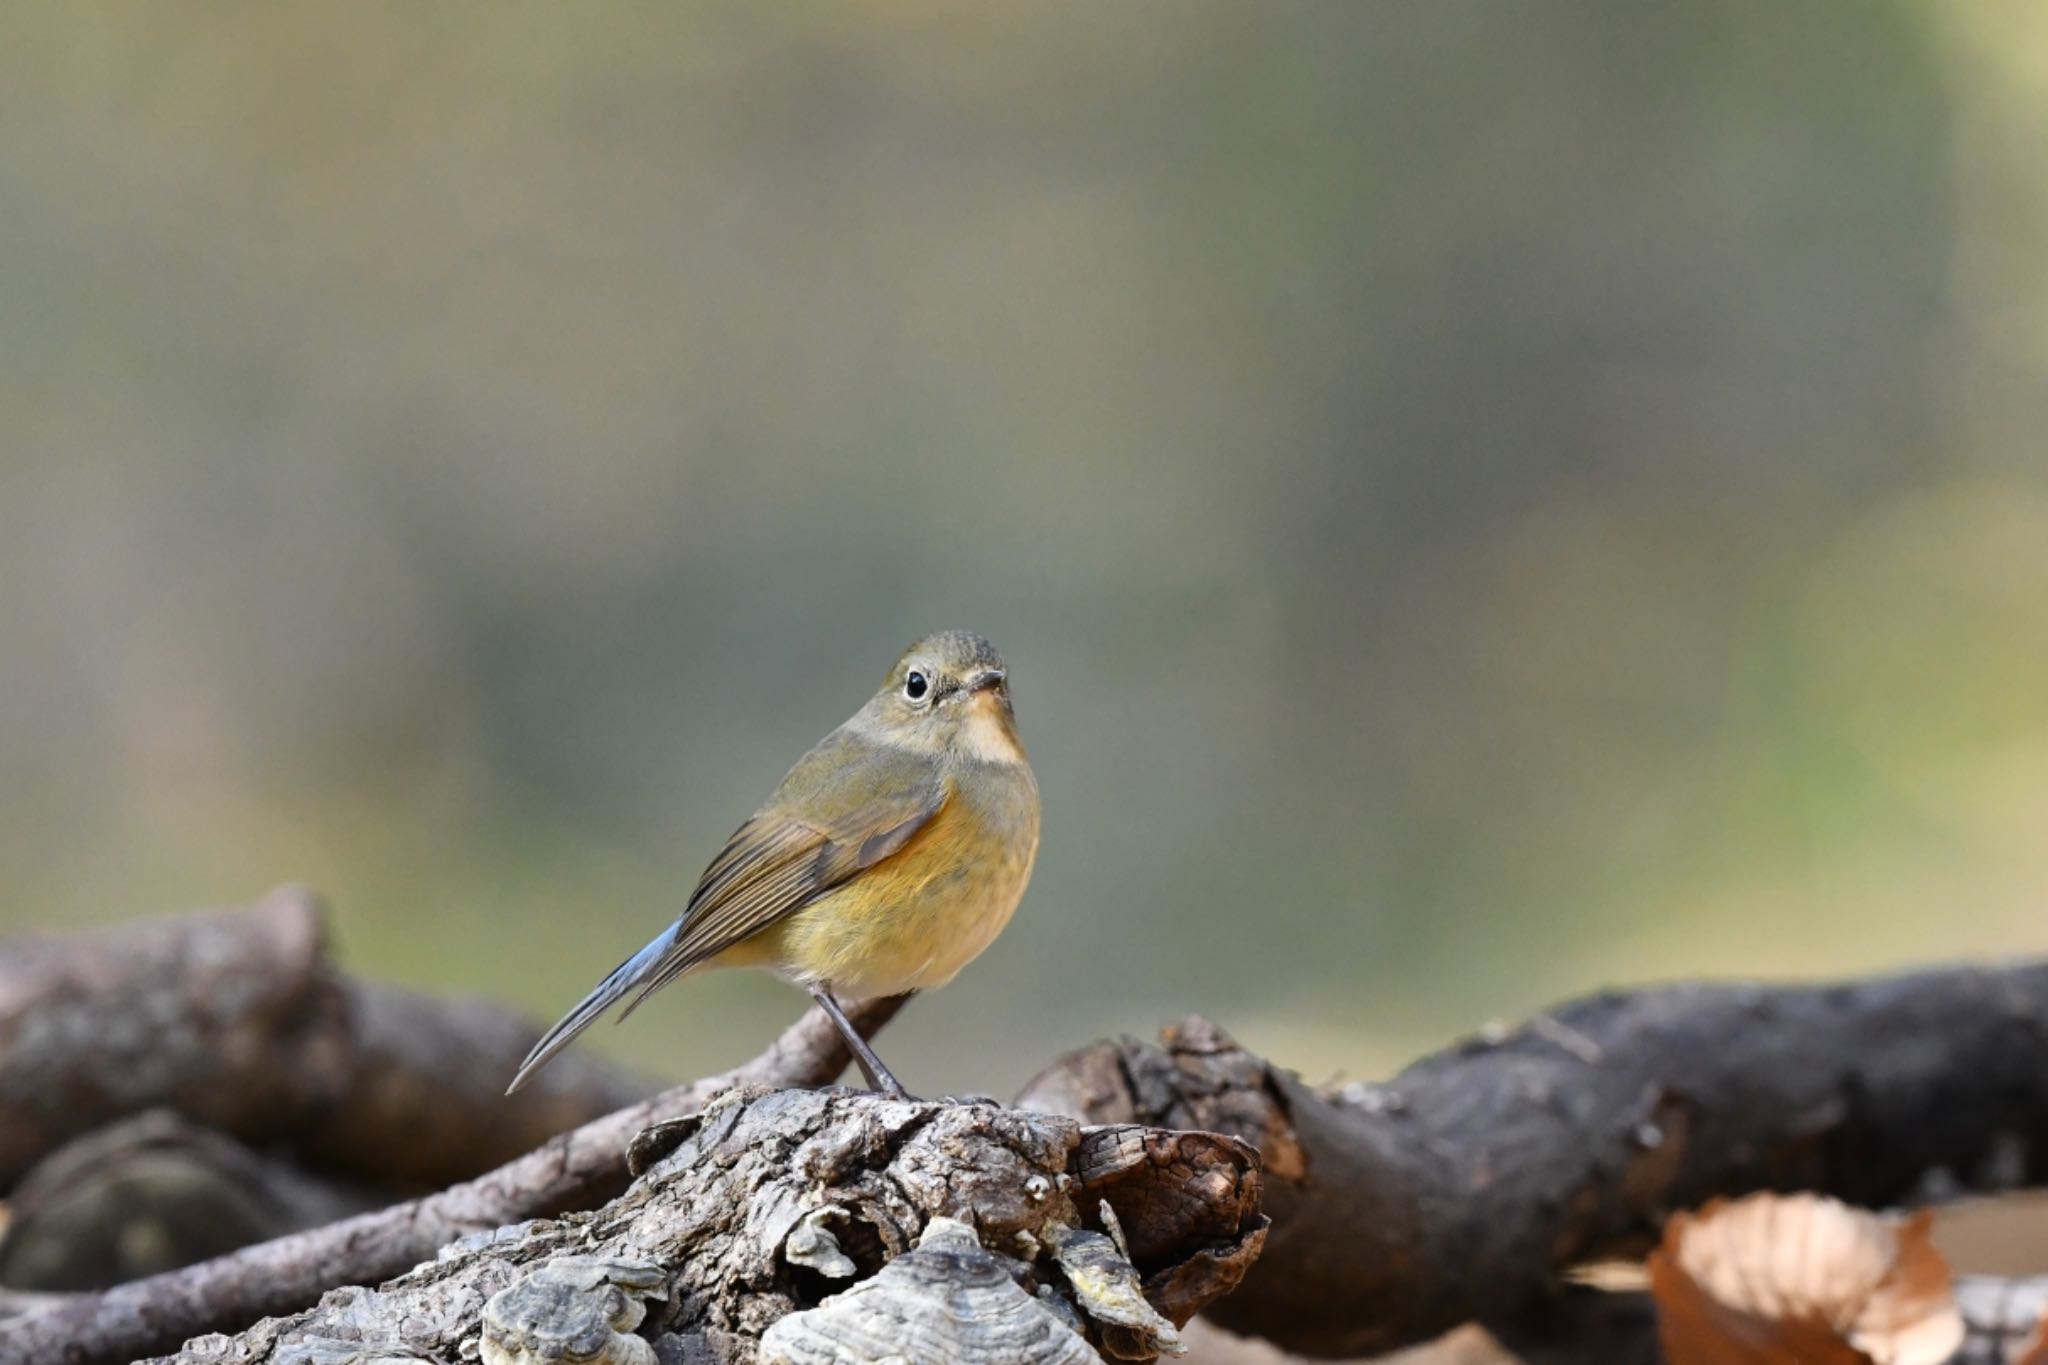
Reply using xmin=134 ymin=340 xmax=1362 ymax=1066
xmin=957 ymin=666 xmax=1020 ymax=741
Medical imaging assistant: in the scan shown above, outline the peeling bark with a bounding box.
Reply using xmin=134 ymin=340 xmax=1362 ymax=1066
xmin=1 ymin=1000 xmax=905 ymax=1365
xmin=1019 ymin=961 xmax=2048 ymax=1357
xmin=100 ymin=1088 xmax=1263 ymax=1365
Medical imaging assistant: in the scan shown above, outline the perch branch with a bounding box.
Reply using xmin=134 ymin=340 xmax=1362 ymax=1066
xmin=0 ymin=887 xmax=653 ymax=1189
xmin=119 ymin=1088 xmax=1258 ymax=1365
xmin=2 ymin=996 xmax=905 ymax=1365
xmin=1017 ymin=960 xmax=2048 ymax=1357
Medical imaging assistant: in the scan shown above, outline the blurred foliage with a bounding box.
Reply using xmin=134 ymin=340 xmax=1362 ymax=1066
xmin=2 ymin=3 xmax=2045 ymax=1095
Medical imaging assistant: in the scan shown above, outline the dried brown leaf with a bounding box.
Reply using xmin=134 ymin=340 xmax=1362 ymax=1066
xmin=1649 ymin=1193 xmax=1962 ymax=1365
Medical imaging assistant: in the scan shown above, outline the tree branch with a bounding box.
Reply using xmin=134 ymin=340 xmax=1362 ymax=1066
xmin=0 ymin=887 xmax=653 ymax=1190
xmin=2 ymin=995 xmax=905 ymax=1365
xmin=1018 ymin=961 xmax=2048 ymax=1358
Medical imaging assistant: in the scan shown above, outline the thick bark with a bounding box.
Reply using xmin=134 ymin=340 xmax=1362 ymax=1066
xmin=103 ymin=1088 xmax=1261 ymax=1365
xmin=0 ymin=887 xmax=652 ymax=1189
xmin=1 ymin=997 xmax=905 ymax=1365
xmin=1017 ymin=960 xmax=2048 ymax=1358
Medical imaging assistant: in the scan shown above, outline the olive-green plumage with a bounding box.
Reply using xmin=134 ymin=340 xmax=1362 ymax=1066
xmin=507 ymin=630 xmax=1040 ymax=1097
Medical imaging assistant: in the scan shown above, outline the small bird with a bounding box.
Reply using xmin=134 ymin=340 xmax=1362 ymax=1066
xmin=507 ymin=630 xmax=1041 ymax=1099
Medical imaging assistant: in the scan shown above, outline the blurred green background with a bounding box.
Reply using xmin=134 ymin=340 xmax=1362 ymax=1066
xmin=3 ymin=3 xmax=2045 ymax=1098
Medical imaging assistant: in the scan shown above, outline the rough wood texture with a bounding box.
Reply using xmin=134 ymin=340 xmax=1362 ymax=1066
xmin=1018 ymin=960 xmax=2048 ymax=1358
xmin=101 ymin=1088 xmax=1261 ymax=1365
xmin=1 ymin=998 xmax=905 ymax=1365
xmin=0 ymin=887 xmax=653 ymax=1189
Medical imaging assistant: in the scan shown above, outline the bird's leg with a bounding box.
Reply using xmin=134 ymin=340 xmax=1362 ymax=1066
xmin=809 ymin=985 xmax=914 ymax=1100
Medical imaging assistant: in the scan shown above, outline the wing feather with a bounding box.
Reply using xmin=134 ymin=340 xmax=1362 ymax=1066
xmin=617 ymin=748 xmax=945 ymax=1014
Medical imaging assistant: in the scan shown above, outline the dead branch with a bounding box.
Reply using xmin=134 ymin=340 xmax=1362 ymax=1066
xmin=1 ymin=996 xmax=905 ymax=1365
xmin=116 ymin=1087 xmax=1260 ymax=1365
xmin=0 ymin=887 xmax=652 ymax=1189
xmin=1017 ymin=961 xmax=2048 ymax=1358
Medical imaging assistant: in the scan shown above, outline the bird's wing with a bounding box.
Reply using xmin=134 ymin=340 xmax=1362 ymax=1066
xmin=618 ymin=733 xmax=947 ymax=1014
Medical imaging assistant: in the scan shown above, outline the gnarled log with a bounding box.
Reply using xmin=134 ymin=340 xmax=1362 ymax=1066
xmin=115 ymin=1088 xmax=1264 ymax=1365
xmin=1019 ymin=960 xmax=2048 ymax=1357
xmin=1 ymin=998 xmax=905 ymax=1365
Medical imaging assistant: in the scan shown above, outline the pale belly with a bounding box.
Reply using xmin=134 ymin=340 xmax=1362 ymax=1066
xmin=742 ymin=766 xmax=1040 ymax=998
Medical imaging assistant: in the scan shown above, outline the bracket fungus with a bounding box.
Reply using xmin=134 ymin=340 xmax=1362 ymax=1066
xmin=1051 ymin=1225 xmax=1185 ymax=1360
xmin=478 ymin=1256 xmax=668 ymax=1365
xmin=783 ymin=1205 xmax=860 ymax=1281
xmin=759 ymin=1217 xmax=1098 ymax=1365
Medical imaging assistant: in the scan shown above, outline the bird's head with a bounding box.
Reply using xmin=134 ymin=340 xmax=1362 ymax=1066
xmin=867 ymin=630 xmax=1022 ymax=762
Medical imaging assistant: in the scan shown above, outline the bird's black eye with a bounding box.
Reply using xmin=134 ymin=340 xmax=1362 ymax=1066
xmin=904 ymin=670 xmax=929 ymax=701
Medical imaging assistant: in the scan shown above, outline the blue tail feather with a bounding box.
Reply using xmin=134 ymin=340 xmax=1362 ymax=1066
xmin=505 ymin=928 xmax=674 ymax=1094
